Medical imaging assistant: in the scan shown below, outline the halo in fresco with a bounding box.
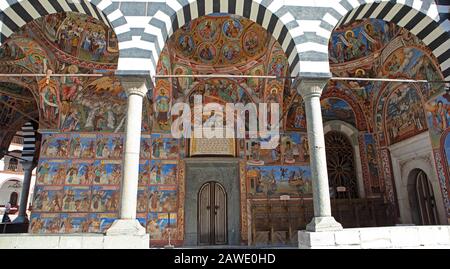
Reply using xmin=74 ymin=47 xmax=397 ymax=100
xmin=176 ymin=34 xmax=195 ymax=56
xmin=197 ymin=42 xmax=217 ymax=63
xmin=223 ymin=18 xmax=243 ymax=39
xmin=196 ymin=19 xmax=219 ymax=41
xmin=221 ymin=43 xmax=241 ymax=63
xmin=243 ymin=29 xmax=262 ymax=56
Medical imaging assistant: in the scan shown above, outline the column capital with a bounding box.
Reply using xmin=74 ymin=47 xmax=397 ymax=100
xmin=118 ymin=75 xmax=152 ymax=97
xmin=296 ymin=76 xmax=330 ymax=99
xmin=20 ymin=160 xmax=35 ymax=170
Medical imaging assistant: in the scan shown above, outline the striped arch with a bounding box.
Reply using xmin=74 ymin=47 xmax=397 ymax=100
xmin=318 ymin=0 xmax=450 ymax=80
xmin=0 ymin=0 xmax=131 ymax=68
xmin=20 ymin=122 xmax=37 ymax=163
xmin=142 ymin=0 xmax=302 ymax=79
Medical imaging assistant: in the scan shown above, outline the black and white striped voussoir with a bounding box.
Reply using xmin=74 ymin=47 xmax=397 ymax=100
xmin=333 ymin=1 xmax=450 ymax=80
xmin=146 ymin=0 xmax=300 ymax=76
xmin=0 ymin=0 xmax=124 ymax=43
xmin=20 ymin=122 xmax=36 ymax=163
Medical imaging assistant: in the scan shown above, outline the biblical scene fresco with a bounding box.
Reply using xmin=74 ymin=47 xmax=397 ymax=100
xmin=384 ymin=85 xmax=427 ymax=145
xmin=1 ymin=10 xmax=446 ymax=242
xmin=328 ymin=17 xmax=446 ymax=204
xmin=247 ymin=165 xmax=312 ymax=197
xmin=321 ymin=98 xmax=356 ymax=126
xmin=36 ymin=12 xmax=119 ymax=64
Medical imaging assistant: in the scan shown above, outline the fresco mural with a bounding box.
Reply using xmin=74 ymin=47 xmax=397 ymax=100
xmin=321 ymin=98 xmax=356 ymax=127
xmin=36 ymin=12 xmax=119 ymax=64
xmin=329 ymin=19 xmax=400 ymax=64
xmin=384 ymin=85 xmax=427 ymax=145
xmin=3 ymin=9 xmax=445 ymax=244
xmin=247 ymin=165 xmax=312 ymax=197
xmin=328 ymin=17 xmax=447 ymax=206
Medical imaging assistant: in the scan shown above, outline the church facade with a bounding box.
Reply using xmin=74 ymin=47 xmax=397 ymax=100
xmin=0 ymin=0 xmax=449 ymax=248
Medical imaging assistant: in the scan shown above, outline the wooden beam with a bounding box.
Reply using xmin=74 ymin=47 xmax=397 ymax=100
xmin=0 ymin=99 xmax=47 ymax=128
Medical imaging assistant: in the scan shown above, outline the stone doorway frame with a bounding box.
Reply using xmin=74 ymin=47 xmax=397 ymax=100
xmin=183 ymin=158 xmax=241 ymax=246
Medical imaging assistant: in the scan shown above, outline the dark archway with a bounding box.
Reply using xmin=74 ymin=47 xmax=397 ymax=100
xmin=407 ymin=169 xmax=440 ymax=225
xmin=325 ymin=131 xmax=358 ymax=199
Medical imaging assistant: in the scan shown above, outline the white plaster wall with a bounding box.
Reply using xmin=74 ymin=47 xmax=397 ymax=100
xmin=389 ymin=132 xmax=447 ymax=225
xmin=0 ymin=178 xmax=22 ymax=206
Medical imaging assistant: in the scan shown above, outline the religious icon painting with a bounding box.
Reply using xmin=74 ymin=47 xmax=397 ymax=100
xmin=33 ymin=186 xmax=63 ymax=212
xmin=140 ymin=135 xmax=152 ymax=159
xmin=197 ymin=42 xmax=217 ymax=63
xmin=158 ymin=185 xmax=178 ymax=212
xmin=195 ymin=19 xmax=218 ymax=42
xmin=247 ymin=64 xmax=265 ymax=97
xmin=245 ymin=138 xmax=281 ymax=166
xmin=150 ymin=161 xmax=163 ymax=185
xmin=139 ymin=160 xmax=151 ymax=186
xmin=29 ymin=213 xmax=60 ymax=234
xmin=147 ymin=212 xmax=177 ymax=241
xmin=281 ymin=133 xmax=310 ymax=164
xmin=103 ymin=160 xmax=122 ymax=185
xmin=59 ymin=213 xmax=89 ymax=233
xmin=151 ymin=135 xmax=179 ymax=160
xmin=78 ymin=134 xmax=96 ymax=159
xmin=148 ymin=186 xmax=161 ymax=212
xmin=69 ymin=134 xmax=82 ymax=158
xmin=137 ymin=187 xmax=148 ymax=213
xmin=222 ymin=18 xmax=243 ymax=40
xmin=176 ymin=34 xmax=196 ymax=56
xmin=95 ymin=134 xmax=111 ymax=159
xmin=221 ymin=43 xmax=241 ymax=64
xmin=62 ymin=186 xmax=91 ymax=212
xmin=246 ymin=166 xmax=262 ymax=195
xmin=90 ymin=186 xmax=119 ymax=213
xmin=162 ymin=161 xmax=178 ymax=185
xmin=247 ymin=166 xmax=313 ymax=197
xmin=86 ymin=213 xmax=101 ymax=233
xmin=91 ymin=160 xmax=107 ymax=185
xmin=285 ymin=96 xmax=307 ymax=131
xmin=243 ymin=28 xmax=265 ymax=56
xmin=40 ymin=134 xmax=69 ymax=158
xmin=268 ymin=54 xmax=287 ymax=78
xmin=69 ymin=160 xmax=94 ymax=185
xmin=37 ymin=160 xmax=67 ymax=185
xmin=108 ymin=135 xmax=124 ymax=159
xmin=153 ymin=81 xmax=172 ymax=132
xmin=65 ymin=160 xmax=79 ymax=185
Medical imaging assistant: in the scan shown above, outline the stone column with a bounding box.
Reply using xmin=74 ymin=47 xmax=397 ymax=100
xmin=107 ymin=76 xmax=149 ymax=237
xmin=298 ymin=78 xmax=343 ymax=232
xmin=13 ymin=161 xmax=34 ymax=223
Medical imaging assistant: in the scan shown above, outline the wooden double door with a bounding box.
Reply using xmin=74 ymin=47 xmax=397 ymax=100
xmin=414 ymin=170 xmax=439 ymax=225
xmin=198 ymin=181 xmax=228 ymax=245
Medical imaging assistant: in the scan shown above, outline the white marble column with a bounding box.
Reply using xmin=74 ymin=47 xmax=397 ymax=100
xmin=13 ymin=161 xmax=34 ymax=224
xmin=107 ymin=76 xmax=149 ymax=236
xmin=298 ymin=78 xmax=343 ymax=232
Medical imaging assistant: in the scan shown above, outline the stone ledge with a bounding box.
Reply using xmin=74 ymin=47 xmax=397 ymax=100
xmin=299 ymin=226 xmax=450 ymax=249
xmin=0 ymin=233 xmax=149 ymax=249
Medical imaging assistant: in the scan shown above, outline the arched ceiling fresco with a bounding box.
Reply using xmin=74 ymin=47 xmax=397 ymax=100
xmin=154 ymin=13 xmax=290 ymax=133
xmin=0 ymin=12 xmax=122 ymax=133
xmin=325 ymin=18 xmax=444 ymax=141
xmin=169 ymin=14 xmax=270 ymax=69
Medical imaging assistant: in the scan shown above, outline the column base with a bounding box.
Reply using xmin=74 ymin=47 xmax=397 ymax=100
xmin=306 ymin=216 xmax=343 ymax=232
xmin=12 ymin=216 xmax=29 ymax=224
xmin=104 ymin=219 xmax=149 ymax=249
